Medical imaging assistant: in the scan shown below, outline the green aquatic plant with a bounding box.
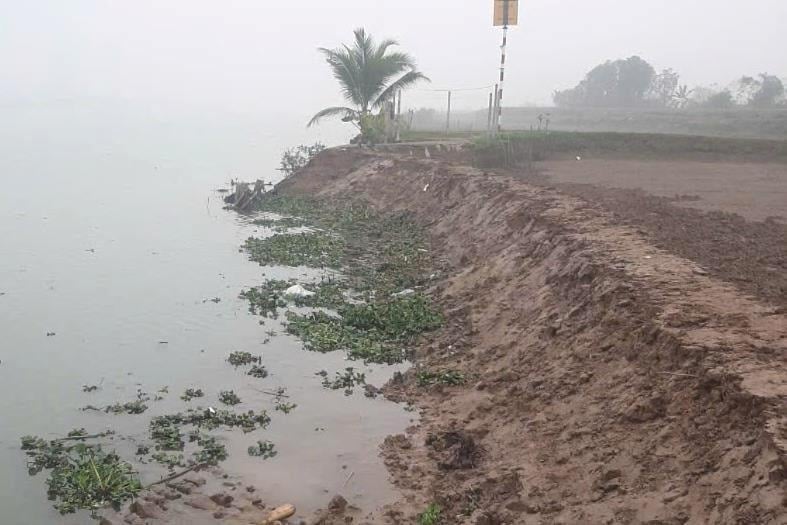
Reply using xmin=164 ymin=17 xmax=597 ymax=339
xmin=180 ymin=388 xmax=204 ymax=402
xmin=243 ymin=232 xmax=344 ymax=268
xmin=20 ymin=437 xmax=141 ymax=516
xmin=105 ymin=400 xmax=148 ymax=415
xmin=284 ymin=294 xmax=441 ymax=364
xmin=318 ymin=367 xmax=366 ymax=395
xmin=247 ymin=364 xmax=269 ymax=379
xmin=247 ymin=440 xmax=277 ymax=459
xmin=240 ymin=283 xmax=289 ymax=318
xmin=191 ymin=434 xmax=228 ymax=465
xmin=218 ymin=390 xmax=241 ymax=406
xmin=227 ymin=351 xmax=261 ymax=367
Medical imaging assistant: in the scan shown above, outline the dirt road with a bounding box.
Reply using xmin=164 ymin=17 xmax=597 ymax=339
xmin=279 ymin=147 xmax=787 ymax=524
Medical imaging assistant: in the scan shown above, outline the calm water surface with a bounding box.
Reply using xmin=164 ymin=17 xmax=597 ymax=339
xmin=0 ymin=104 xmax=411 ymax=524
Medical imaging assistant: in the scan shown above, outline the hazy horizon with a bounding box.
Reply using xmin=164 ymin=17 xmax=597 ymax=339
xmin=2 ymin=0 xmax=786 ymax=115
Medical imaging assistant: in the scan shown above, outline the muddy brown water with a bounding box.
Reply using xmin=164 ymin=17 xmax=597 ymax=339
xmin=0 ymin=106 xmax=411 ymax=524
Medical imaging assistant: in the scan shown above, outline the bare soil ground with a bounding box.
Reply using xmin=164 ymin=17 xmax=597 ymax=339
xmin=278 ymin=147 xmax=787 ymax=524
xmin=540 ymin=159 xmax=787 ymax=222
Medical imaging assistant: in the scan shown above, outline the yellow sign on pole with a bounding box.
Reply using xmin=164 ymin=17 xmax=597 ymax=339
xmin=494 ymin=0 xmax=519 ymax=27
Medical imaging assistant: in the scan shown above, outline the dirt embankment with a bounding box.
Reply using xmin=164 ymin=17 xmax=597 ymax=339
xmin=279 ymin=147 xmax=787 ymax=524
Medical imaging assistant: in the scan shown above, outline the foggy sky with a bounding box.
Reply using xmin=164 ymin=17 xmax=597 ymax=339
xmin=2 ymin=0 xmax=785 ymax=114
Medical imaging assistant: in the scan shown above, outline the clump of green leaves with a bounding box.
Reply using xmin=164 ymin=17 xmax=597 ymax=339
xmin=418 ymin=503 xmax=442 ymax=525
xmin=317 ymin=367 xmax=366 ymax=395
xmin=21 ymin=437 xmax=141 ymax=516
xmin=240 ymin=283 xmax=289 ymax=318
xmin=247 ymin=364 xmax=269 ymax=379
xmin=285 ymin=294 xmax=442 ymax=364
xmin=150 ymin=418 xmax=184 ymax=451
xmin=105 ymin=400 xmax=148 ymax=415
xmin=243 ymin=232 xmax=344 ymax=268
xmin=247 ymin=440 xmax=277 ymax=459
xmin=190 ymin=434 xmax=228 ymax=465
xmin=151 ymin=451 xmax=184 ymax=470
xmin=227 ymin=351 xmax=261 ymax=366
xmin=274 ymin=402 xmax=297 ymax=414
xmin=151 ymin=408 xmax=271 ymax=437
xmin=416 ymin=370 xmax=466 ymax=387
xmin=219 ymin=390 xmax=241 ymax=406
xmin=180 ymin=388 xmax=204 ymax=402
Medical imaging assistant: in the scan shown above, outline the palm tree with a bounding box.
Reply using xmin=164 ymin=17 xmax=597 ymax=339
xmin=308 ymin=28 xmax=429 ymax=141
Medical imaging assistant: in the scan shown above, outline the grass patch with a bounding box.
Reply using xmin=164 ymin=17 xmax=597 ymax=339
xmin=418 ymin=503 xmax=442 ymax=525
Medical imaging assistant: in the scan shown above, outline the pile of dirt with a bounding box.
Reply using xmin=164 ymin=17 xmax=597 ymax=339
xmin=278 ymin=147 xmax=787 ymax=524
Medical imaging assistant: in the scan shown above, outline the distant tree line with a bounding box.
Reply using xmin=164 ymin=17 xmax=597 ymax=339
xmin=553 ymin=56 xmax=785 ymax=110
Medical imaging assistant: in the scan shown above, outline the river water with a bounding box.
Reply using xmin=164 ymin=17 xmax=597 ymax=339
xmin=0 ymin=103 xmax=412 ymax=524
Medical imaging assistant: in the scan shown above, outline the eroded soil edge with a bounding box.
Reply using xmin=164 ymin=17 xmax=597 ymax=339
xmin=278 ymin=147 xmax=787 ymax=524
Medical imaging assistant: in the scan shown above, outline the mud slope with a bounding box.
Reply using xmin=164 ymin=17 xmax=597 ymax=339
xmin=281 ymin=148 xmax=787 ymax=525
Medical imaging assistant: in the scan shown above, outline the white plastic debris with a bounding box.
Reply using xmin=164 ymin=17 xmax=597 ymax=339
xmin=392 ymin=288 xmax=415 ymax=297
xmin=423 ymin=183 xmax=430 ymax=192
xmin=284 ymin=284 xmax=315 ymax=298
xmin=576 ymin=156 xmax=582 ymax=161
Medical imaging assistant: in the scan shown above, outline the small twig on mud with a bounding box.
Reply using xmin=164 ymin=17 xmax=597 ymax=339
xmin=343 ymin=471 xmax=355 ymax=487
xmin=53 ymin=433 xmax=110 ymax=442
xmin=145 ymin=463 xmax=208 ymax=489
xmin=660 ymin=372 xmax=699 ymax=378
xmin=253 ymin=388 xmax=290 ymax=398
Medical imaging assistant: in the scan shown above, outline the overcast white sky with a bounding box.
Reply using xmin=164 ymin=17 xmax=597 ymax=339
xmin=1 ymin=0 xmax=785 ymax=113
